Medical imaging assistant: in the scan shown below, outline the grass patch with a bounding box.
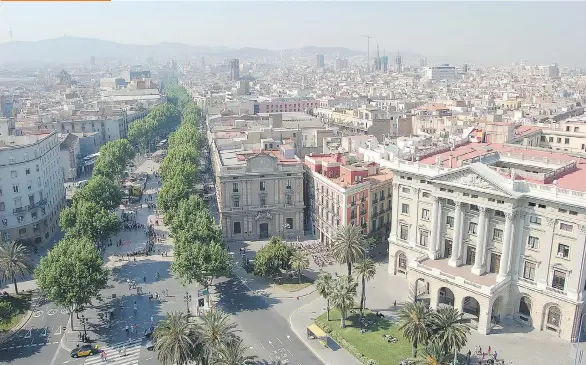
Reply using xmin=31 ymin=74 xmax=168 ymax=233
xmin=0 ymin=292 xmax=32 ymax=332
xmin=316 ymin=308 xmax=413 ymax=365
xmin=274 ymin=274 xmax=313 ymax=292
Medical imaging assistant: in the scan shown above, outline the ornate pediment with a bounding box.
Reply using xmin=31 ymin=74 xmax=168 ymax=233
xmin=255 ymin=211 xmax=273 ymax=221
xmin=436 ymin=171 xmax=501 ymax=193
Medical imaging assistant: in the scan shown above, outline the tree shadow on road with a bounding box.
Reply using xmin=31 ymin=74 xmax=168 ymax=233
xmin=110 ymin=259 xmax=172 ymax=284
xmin=0 ymin=327 xmax=45 ymax=362
xmin=214 ymin=277 xmax=280 ymax=315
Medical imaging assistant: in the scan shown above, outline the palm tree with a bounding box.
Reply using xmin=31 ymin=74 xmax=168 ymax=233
xmin=195 ymin=309 xmax=238 ymax=361
xmin=315 ymin=271 xmax=335 ymax=321
xmin=329 ymin=275 xmax=357 ymax=328
xmin=154 ymin=311 xmax=203 ymax=365
xmin=416 ymin=341 xmax=452 ymax=365
xmin=398 ymin=301 xmax=431 ymax=357
xmin=429 ymin=307 xmax=470 ymax=354
xmin=0 ymin=242 xmax=34 ymax=294
xmin=289 ymin=250 xmax=309 ymax=283
xmin=331 ymin=225 xmax=368 ymax=276
xmin=354 ymin=258 xmax=376 ymax=314
xmin=213 ymin=337 xmax=257 ymax=365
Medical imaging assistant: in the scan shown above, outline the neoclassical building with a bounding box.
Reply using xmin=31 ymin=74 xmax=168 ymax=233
xmin=387 ymin=143 xmax=586 ymax=342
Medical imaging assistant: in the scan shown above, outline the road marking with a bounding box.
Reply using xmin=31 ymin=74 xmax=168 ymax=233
xmin=287 ymin=335 xmax=292 ymax=342
xmin=54 ymin=325 xmax=62 ymax=336
xmin=260 ymin=342 xmax=266 ymax=349
xmin=277 ymin=337 xmax=283 ymax=344
xmin=47 ymin=308 xmax=58 ymax=316
xmin=23 ymin=329 xmax=32 ymax=339
xmin=41 ymin=327 xmax=48 ymax=337
xmin=33 ymin=310 xmax=44 ymax=318
xmin=268 ymin=340 xmax=274 ymax=348
xmin=53 ymin=341 xmax=59 ymax=344
xmin=60 ymin=308 xmax=69 ymax=314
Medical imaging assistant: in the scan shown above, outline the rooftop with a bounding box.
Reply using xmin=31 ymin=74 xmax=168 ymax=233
xmin=0 ymin=133 xmax=52 ymax=149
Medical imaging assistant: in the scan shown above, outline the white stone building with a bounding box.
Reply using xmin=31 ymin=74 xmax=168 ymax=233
xmin=387 ymin=143 xmax=586 ymax=342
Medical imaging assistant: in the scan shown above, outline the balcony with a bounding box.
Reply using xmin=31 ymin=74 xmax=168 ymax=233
xmin=360 ymin=210 xmax=367 ymax=216
xmin=546 ymin=286 xmax=566 ymax=296
xmin=13 ymin=206 xmax=28 ymax=214
xmin=372 ymin=211 xmax=379 ymax=218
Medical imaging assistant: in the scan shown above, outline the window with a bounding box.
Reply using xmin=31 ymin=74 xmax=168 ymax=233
xmin=233 ymin=222 xmax=241 ymax=234
xmin=494 ymin=210 xmax=505 ymax=218
xmin=402 ymin=187 xmax=410 ymax=194
xmin=421 ymin=209 xmax=430 ymax=221
xmin=233 ymin=199 xmax=239 ymax=208
xmin=401 ymin=203 xmax=409 ymax=214
xmin=12 ymin=185 xmax=19 ymax=193
xmin=552 ymin=270 xmax=566 ymax=291
xmin=470 ymin=204 xmax=479 ymax=211
xmin=446 ymin=216 xmax=454 ymax=228
xmin=232 ymin=183 xmax=239 ymax=193
xmin=17 ymin=216 xmax=24 ymax=223
xmin=530 ymin=216 xmax=541 ymax=225
xmin=570 ymin=211 xmax=578 ymax=216
xmin=0 ymin=202 xmax=4 ymax=211
xmin=469 ymin=222 xmax=478 ymax=234
xmin=286 ymin=179 xmax=292 ymax=189
xmin=549 ymin=137 xmax=554 ymax=142
xmin=565 ymin=138 xmax=570 ymax=145
xmin=493 ymin=228 xmax=503 ymax=241
xmin=560 ymin=223 xmax=573 ymax=232
xmin=286 ymin=217 xmax=294 ymax=230
xmin=419 ymin=230 xmax=429 ymax=247
xmin=1 ymin=219 xmax=6 ymax=226
xmin=286 ymin=195 xmax=292 ymax=205
xmin=31 ymin=211 xmax=37 ymax=220
xmin=11 ymin=171 xmax=17 ymax=178
xmin=527 ymin=236 xmax=539 ymax=249
xmin=259 ymin=181 xmax=266 ymax=191
xmin=260 ymin=196 xmax=266 ymax=206
xmin=538 ymin=204 xmax=546 ymax=209
xmin=559 ymin=208 xmax=567 ymax=214
xmin=557 ymin=244 xmax=569 ymax=258
xmin=446 ymin=199 xmax=455 ymax=206
xmin=400 ymin=224 xmax=409 ymax=240
xmin=523 ymin=261 xmax=536 ymax=281
xmin=422 ymin=192 xmax=430 ymax=198
xmin=19 ymin=228 xmax=26 ymax=235
xmin=528 ymin=202 xmax=536 ymax=207
xmin=25 ymin=168 xmax=30 ymax=175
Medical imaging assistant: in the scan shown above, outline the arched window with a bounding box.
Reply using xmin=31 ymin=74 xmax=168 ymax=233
xmin=398 ymin=253 xmax=407 ymax=270
xmin=546 ymin=306 xmax=561 ymax=328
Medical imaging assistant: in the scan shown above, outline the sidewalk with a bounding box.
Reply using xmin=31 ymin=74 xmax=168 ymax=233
xmin=289 ymin=296 xmax=363 ymax=365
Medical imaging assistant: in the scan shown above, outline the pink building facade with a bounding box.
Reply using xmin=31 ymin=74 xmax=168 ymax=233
xmin=258 ymin=98 xmax=319 ymax=114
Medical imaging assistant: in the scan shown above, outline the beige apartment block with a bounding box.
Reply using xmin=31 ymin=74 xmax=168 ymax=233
xmin=387 ymin=143 xmax=586 ymax=343
xmin=212 ymin=141 xmax=304 ymax=241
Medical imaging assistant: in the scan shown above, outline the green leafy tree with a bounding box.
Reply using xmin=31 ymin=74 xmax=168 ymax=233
xmin=330 ymin=275 xmax=357 ymax=328
xmin=74 ymin=175 xmax=122 ymax=210
xmin=398 ymin=302 xmax=432 ymax=357
xmin=60 ymin=200 xmax=120 ymax=242
xmin=429 ymin=307 xmax=470 ymax=354
xmin=253 ymin=236 xmax=294 ymax=279
xmin=213 ymin=337 xmax=257 ymax=365
xmin=157 ymin=177 xmax=191 ymax=219
xmin=332 ymin=225 xmax=368 ymax=276
xmin=34 ymin=236 xmax=109 ymax=329
xmin=0 ymin=242 xmax=34 ymax=294
xmin=153 ymin=311 xmax=204 ymax=365
xmin=194 ymin=309 xmax=238 ymax=362
xmin=93 ymin=139 xmax=135 ymax=179
xmin=172 ymin=241 xmax=231 ymax=305
xmin=289 ymin=250 xmax=309 ymax=283
xmin=315 ymin=271 xmax=335 ymax=321
xmin=128 ymin=117 xmax=157 ymax=152
xmin=354 ymin=258 xmax=376 ymax=315
xmin=159 ymin=146 xmax=199 ymax=184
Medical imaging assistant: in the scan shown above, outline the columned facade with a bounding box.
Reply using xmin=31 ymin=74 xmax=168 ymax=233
xmin=388 ymin=161 xmax=586 ymax=342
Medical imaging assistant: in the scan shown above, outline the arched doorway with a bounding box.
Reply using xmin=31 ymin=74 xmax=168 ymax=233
xmin=462 ymin=296 xmax=480 ymax=327
xmin=518 ymin=296 xmax=532 ymax=323
xmin=543 ymin=305 xmax=562 ymax=333
xmin=438 ymin=287 xmax=455 ymax=308
xmin=413 ymin=278 xmax=430 ymax=306
xmin=491 ymin=296 xmax=504 ymax=326
xmin=396 ymin=252 xmax=407 ymax=275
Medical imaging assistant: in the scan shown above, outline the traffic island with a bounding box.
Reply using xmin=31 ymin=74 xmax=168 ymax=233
xmin=0 ymin=292 xmax=33 ymax=341
xmin=315 ymin=309 xmax=414 ymax=365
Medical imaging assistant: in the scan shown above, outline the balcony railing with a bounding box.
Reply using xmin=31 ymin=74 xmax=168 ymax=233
xmin=546 ymin=286 xmax=566 ymax=295
xmin=13 ymin=206 xmax=28 ymax=214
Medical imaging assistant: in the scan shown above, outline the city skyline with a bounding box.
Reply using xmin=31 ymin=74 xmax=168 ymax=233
xmin=1 ymin=1 xmax=586 ymax=66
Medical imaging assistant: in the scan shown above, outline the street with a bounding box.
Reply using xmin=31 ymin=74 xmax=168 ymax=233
xmin=0 ymin=155 xmax=323 ymax=365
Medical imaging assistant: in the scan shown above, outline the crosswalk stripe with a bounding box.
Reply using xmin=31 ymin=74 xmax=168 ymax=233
xmin=83 ymin=340 xmax=143 ymax=365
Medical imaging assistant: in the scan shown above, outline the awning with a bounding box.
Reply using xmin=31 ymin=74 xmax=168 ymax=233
xmin=307 ymin=324 xmax=327 ymax=338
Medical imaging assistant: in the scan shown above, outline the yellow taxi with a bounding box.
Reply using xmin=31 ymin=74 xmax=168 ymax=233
xmin=70 ymin=344 xmax=99 ymax=358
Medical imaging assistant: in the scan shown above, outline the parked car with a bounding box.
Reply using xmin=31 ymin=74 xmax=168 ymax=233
xmin=70 ymin=344 xmax=99 ymax=358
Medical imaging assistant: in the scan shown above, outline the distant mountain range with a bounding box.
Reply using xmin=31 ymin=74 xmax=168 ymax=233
xmin=0 ymin=36 xmax=368 ymax=66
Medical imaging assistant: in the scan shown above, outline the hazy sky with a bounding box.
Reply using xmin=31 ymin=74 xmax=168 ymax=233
xmin=1 ymin=1 xmax=585 ymax=65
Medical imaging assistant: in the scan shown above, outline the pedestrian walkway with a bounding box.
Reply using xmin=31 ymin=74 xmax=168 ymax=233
xmin=84 ymin=338 xmax=142 ymax=365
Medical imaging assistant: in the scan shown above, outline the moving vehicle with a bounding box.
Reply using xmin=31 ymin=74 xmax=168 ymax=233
xmin=70 ymin=344 xmax=99 ymax=358
xmin=144 ymin=325 xmax=155 ymax=338
xmin=145 ymin=339 xmax=155 ymax=351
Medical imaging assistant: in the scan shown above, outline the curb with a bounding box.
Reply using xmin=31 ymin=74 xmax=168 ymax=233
xmin=287 ymin=297 xmax=328 ymax=365
xmin=0 ymin=291 xmax=40 ymax=346
xmin=59 ymin=316 xmax=73 ymax=352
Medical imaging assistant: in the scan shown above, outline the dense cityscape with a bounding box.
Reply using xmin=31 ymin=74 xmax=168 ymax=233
xmin=1 ymin=4 xmax=586 ymax=365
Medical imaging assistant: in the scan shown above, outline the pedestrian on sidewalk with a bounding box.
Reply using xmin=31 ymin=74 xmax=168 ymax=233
xmin=101 ymin=351 xmax=107 ymax=362
xmin=488 ymin=346 xmax=492 ymax=354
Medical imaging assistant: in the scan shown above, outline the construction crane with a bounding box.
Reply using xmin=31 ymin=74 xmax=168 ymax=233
xmin=361 ymin=34 xmax=372 ymax=73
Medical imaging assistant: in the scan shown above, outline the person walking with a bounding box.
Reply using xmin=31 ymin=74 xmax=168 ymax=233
xmin=101 ymin=351 xmax=107 ymax=362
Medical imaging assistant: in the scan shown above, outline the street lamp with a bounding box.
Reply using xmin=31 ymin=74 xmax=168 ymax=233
xmin=80 ymin=314 xmax=88 ymax=337
xmin=184 ymin=292 xmax=192 ymax=314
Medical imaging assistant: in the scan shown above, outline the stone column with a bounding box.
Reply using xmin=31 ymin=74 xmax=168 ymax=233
xmin=536 ymin=217 xmax=556 ymax=288
xmin=472 ymin=207 xmax=487 ymax=275
xmin=497 ymin=212 xmax=515 ymax=282
xmin=449 ymin=201 xmax=463 ymax=267
xmin=428 ymin=196 xmax=441 ymax=259
xmin=389 ymin=182 xmax=400 ymax=241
